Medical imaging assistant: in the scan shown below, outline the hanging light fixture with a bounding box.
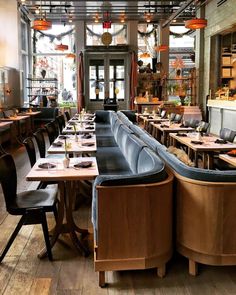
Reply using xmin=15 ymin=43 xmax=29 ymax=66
xmin=155 ymin=45 xmax=169 ymax=52
xmin=65 ymin=53 xmax=76 ymax=59
xmin=32 ymin=0 xmax=52 ymax=31
xmin=185 ymin=18 xmax=207 ymax=29
xmin=140 ymin=52 xmax=151 ymax=59
xmin=55 ymin=43 xmax=69 ymax=51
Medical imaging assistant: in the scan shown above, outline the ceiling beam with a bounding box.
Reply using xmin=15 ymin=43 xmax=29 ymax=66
xmin=162 ymin=0 xmax=195 ymax=28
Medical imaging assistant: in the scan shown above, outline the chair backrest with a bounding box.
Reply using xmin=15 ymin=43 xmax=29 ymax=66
xmin=0 ymin=154 xmax=17 ymax=209
xmin=0 ymin=144 xmax=6 ymax=156
xmin=220 ymin=128 xmax=236 ymax=143
xmin=56 ymin=115 xmax=66 ymax=133
xmin=23 ymin=137 xmax=36 ymax=167
xmin=4 ymin=110 xmax=14 ymax=118
xmin=198 ymin=121 xmax=210 ymax=133
xmin=160 ymin=110 xmax=167 ymax=118
xmin=64 ymin=111 xmax=71 ymax=121
xmin=185 ymin=118 xmax=199 ymax=128
xmin=169 ymin=113 xmax=176 ymax=121
xmin=52 ymin=120 xmax=60 ymax=138
xmin=174 ymin=114 xmax=183 ymax=123
xmin=45 ymin=122 xmax=57 ymax=145
xmin=34 ymin=129 xmax=46 ymax=158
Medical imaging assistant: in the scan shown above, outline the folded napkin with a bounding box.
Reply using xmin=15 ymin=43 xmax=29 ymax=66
xmin=82 ymin=142 xmax=94 ymax=147
xmin=161 ymin=124 xmax=169 ymax=128
xmin=215 ymin=139 xmax=228 ymax=144
xmin=85 ymin=126 xmax=94 ymax=130
xmin=191 ymin=140 xmax=203 ymax=145
xmin=82 ymin=134 xmax=92 ymax=139
xmin=52 ymin=141 xmax=63 ymax=147
xmin=176 ymin=133 xmax=187 ymax=137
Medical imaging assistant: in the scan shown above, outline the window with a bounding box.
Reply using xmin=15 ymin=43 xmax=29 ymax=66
xmin=109 ymin=60 xmax=125 ymax=101
xmin=21 ymin=19 xmax=30 ymax=104
xmin=89 ymin=60 xmax=105 ymax=100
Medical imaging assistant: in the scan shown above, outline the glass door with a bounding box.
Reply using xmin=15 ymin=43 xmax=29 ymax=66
xmin=85 ymin=53 xmax=128 ymax=111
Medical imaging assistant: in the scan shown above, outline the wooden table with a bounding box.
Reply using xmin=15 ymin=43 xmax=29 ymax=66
xmin=26 ymin=157 xmax=99 ymax=257
xmin=170 ymin=133 xmax=236 ymax=168
xmin=62 ymin=123 xmax=95 ymax=134
xmin=48 ymin=134 xmax=97 ymax=156
xmin=142 ymin=116 xmax=169 ymax=132
xmin=219 ymin=154 xmax=236 ymax=167
xmin=69 ymin=116 xmax=95 ymax=124
xmin=151 ymin=122 xmax=194 ymax=146
xmin=20 ymin=111 xmax=41 ymax=131
xmin=134 ymin=101 xmax=161 ymax=113
xmin=0 ymin=115 xmax=30 ymax=142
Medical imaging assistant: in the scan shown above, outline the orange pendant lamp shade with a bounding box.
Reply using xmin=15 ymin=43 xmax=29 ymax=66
xmin=32 ymin=19 xmax=52 ymax=30
xmin=155 ymin=45 xmax=169 ymax=52
xmin=66 ymin=53 xmax=76 ymax=59
xmin=55 ymin=43 xmax=69 ymax=51
xmin=185 ymin=18 xmax=207 ymax=29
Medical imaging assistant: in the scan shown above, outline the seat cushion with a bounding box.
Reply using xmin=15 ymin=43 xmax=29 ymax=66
xmin=116 ymin=124 xmax=133 ymax=151
xmin=96 ymin=136 xmax=118 ymax=148
xmin=96 ymin=146 xmax=132 ymax=175
xmin=95 ymin=123 xmax=113 ymax=137
xmin=95 ymin=110 xmax=111 ymax=124
xmin=9 ymin=188 xmax=57 ymax=215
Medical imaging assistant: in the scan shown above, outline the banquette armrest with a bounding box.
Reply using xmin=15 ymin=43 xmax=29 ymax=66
xmin=94 ymin=172 xmax=174 ymax=269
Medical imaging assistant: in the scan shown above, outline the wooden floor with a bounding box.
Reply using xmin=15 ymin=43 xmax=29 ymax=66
xmin=0 ymin=145 xmax=236 ymax=295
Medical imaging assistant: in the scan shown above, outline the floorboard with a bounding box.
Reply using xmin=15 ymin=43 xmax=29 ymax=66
xmin=0 ymin=144 xmax=235 ymax=294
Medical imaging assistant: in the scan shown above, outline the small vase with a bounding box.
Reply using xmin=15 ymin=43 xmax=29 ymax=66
xmin=74 ymin=133 xmax=78 ymax=142
xmin=63 ymin=156 xmax=70 ymax=169
xmin=196 ymin=132 xmax=202 ymax=141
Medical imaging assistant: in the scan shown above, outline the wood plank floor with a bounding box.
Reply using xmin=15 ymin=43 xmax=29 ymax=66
xmin=0 ymin=145 xmax=236 ymax=295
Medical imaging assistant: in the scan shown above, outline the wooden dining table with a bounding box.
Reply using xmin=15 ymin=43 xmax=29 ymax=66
xmin=170 ymin=133 xmax=236 ymax=168
xmin=142 ymin=116 xmax=169 ymax=132
xmin=219 ymin=154 xmax=236 ymax=167
xmin=0 ymin=115 xmax=30 ymax=142
xmin=62 ymin=122 xmax=96 ymax=134
xmin=48 ymin=134 xmax=97 ymax=156
xmin=26 ymin=157 xmax=99 ymax=258
xmin=151 ymin=122 xmax=194 ymax=146
xmin=19 ymin=111 xmax=41 ymax=131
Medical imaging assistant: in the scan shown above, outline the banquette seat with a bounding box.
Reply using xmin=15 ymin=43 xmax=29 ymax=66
xmin=93 ymin=111 xmax=173 ymax=287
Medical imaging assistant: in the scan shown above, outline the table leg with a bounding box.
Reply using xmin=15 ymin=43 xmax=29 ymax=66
xmin=163 ymin=132 xmax=167 ymax=146
xmin=194 ymin=151 xmax=199 ymax=168
xmin=38 ymin=182 xmax=65 ymax=259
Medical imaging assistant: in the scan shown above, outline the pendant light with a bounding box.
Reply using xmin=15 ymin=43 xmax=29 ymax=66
xmin=185 ymin=18 xmax=207 ymax=29
xmin=155 ymin=45 xmax=169 ymax=52
xmin=32 ymin=0 xmax=52 ymax=31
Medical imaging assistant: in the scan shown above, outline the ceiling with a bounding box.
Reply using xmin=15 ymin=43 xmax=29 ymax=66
xmin=20 ymin=1 xmax=196 ymax=24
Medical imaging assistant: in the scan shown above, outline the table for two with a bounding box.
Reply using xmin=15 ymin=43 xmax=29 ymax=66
xmin=170 ymin=133 xmax=236 ymax=168
xmin=26 ymin=131 xmax=98 ymax=258
xmin=151 ymin=122 xmax=194 ymax=146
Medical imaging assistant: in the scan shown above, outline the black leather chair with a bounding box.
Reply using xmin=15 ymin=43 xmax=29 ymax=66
xmin=56 ymin=115 xmax=66 ymax=133
xmin=198 ymin=121 xmax=210 ymax=133
xmin=160 ymin=110 xmax=167 ymax=118
xmin=174 ymin=114 xmax=183 ymax=123
xmin=23 ymin=137 xmax=36 ymax=167
xmin=0 ymin=153 xmax=58 ymax=262
xmin=220 ymin=128 xmax=236 ymax=143
xmin=34 ymin=129 xmax=46 ymax=158
xmin=45 ymin=122 xmax=58 ymax=145
xmin=64 ymin=111 xmax=71 ymax=122
xmin=185 ymin=118 xmax=199 ymax=128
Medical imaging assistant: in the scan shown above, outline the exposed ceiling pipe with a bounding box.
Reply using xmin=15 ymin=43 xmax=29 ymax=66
xmin=162 ymin=0 xmax=196 ymax=28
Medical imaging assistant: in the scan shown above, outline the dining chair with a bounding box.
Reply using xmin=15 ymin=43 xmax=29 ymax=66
xmin=34 ymin=128 xmax=46 ymax=158
xmin=23 ymin=137 xmax=36 ymax=167
xmin=160 ymin=110 xmax=167 ymax=118
xmin=0 ymin=153 xmax=58 ymax=262
xmin=56 ymin=115 xmax=66 ymax=133
xmin=169 ymin=113 xmax=176 ymax=121
xmin=45 ymin=122 xmax=57 ymax=145
xmin=64 ymin=111 xmax=71 ymax=122
xmin=198 ymin=121 xmax=210 ymax=133
xmin=174 ymin=114 xmax=183 ymax=123
xmin=219 ymin=128 xmax=236 ymax=143
xmin=185 ymin=118 xmax=199 ymax=128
